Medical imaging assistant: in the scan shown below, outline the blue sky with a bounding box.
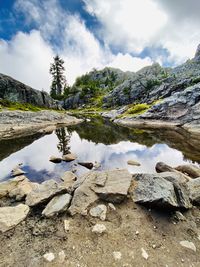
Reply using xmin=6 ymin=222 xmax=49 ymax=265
xmin=0 ymin=0 xmax=200 ymax=91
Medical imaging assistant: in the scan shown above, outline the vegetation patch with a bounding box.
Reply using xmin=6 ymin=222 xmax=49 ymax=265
xmin=125 ymin=103 xmax=150 ymax=116
xmin=0 ymin=99 xmax=42 ymax=112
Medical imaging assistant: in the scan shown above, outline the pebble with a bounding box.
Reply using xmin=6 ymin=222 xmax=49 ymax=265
xmin=58 ymin=250 xmax=66 ymax=263
xmin=43 ymin=252 xmax=55 ymax=262
xmin=89 ymin=204 xmax=107 ymax=221
xmin=141 ymin=248 xmax=149 ymax=260
xmin=152 ymin=244 xmax=156 ymax=249
xmin=92 ymin=223 xmax=107 ymax=234
xmin=113 ymin=251 xmax=122 ymax=261
xmin=180 ymin=240 xmax=196 ymax=252
xmin=108 ymin=203 xmax=116 ymax=211
xmin=64 ymin=220 xmax=70 ymax=232
xmin=135 ymin=231 xmax=139 ymax=235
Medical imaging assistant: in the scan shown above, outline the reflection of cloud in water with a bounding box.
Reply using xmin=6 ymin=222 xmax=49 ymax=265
xmin=0 ymin=129 xmax=189 ymax=182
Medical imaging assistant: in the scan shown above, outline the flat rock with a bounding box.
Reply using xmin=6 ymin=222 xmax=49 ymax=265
xmin=92 ymin=169 xmax=132 ymax=203
xmin=49 ymin=156 xmax=62 ymax=163
xmin=42 ymin=193 xmax=72 ymax=217
xmin=127 ymin=160 xmax=141 ymax=166
xmin=0 ymin=204 xmax=30 ymax=233
xmin=26 ymin=179 xmax=67 ymax=207
xmin=131 ymin=174 xmax=181 ymax=209
xmin=89 ymin=204 xmax=107 ymax=221
xmin=187 ymin=178 xmax=200 ymax=205
xmin=180 ymin=241 xmax=196 ymax=252
xmin=62 ymin=153 xmax=77 ymax=162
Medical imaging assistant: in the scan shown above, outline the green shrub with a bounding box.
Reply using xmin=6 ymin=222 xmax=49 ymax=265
xmin=125 ymin=103 xmax=150 ymax=115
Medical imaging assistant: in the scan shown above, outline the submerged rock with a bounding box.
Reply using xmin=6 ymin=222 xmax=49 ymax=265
xmin=78 ymin=162 xmax=94 ymax=170
xmin=62 ymin=153 xmax=77 ymax=162
xmin=42 ymin=193 xmax=72 ymax=217
xmin=49 ymin=156 xmax=62 ymax=163
xmin=0 ymin=204 xmax=29 ymax=233
xmin=26 ymin=179 xmax=67 ymax=207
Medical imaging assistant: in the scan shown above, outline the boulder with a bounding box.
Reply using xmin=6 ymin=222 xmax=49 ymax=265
xmin=0 ymin=176 xmax=27 ymax=198
xmin=42 ymin=193 xmax=72 ymax=217
xmin=0 ymin=204 xmax=29 ymax=233
xmin=61 ymin=171 xmax=77 ymax=193
xmin=187 ymin=178 xmax=200 ymax=205
xmin=92 ymin=169 xmax=132 ymax=203
xmin=49 ymin=156 xmax=62 ymax=163
xmin=175 ymin=164 xmax=200 ymax=178
xmin=25 ymin=179 xmax=67 ymax=207
xmin=130 ymin=173 xmax=191 ymax=209
xmin=69 ymin=169 xmax=132 ymax=215
xmin=62 ymin=153 xmax=77 ymax=162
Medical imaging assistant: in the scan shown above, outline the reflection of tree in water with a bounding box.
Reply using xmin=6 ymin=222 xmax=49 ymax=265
xmin=55 ymin=128 xmax=71 ymax=155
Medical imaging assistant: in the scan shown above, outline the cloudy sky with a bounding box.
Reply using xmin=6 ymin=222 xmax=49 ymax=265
xmin=0 ymin=0 xmax=200 ymax=91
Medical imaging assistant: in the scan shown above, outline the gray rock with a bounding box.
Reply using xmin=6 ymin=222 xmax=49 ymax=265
xmin=26 ymin=179 xmax=67 ymax=207
xmin=61 ymin=171 xmax=77 ymax=192
xmin=42 ymin=193 xmax=72 ymax=217
xmin=0 ymin=73 xmax=60 ymax=109
xmin=0 ymin=204 xmax=30 ymax=233
xmin=92 ymin=169 xmax=132 ymax=203
xmin=187 ymin=178 xmax=200 ymax=205
xmin=89 ymin=204 xmax=107 ymax=221
xmin=131 ymin=173 xmax=191 ymax=209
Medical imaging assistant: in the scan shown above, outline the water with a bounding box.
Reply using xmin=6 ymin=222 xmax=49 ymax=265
xmin=0 ymin=118 xmax=200 ymax=182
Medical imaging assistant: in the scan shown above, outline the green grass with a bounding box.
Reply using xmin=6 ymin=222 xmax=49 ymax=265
xmin=125 ymin=103 xmax=150 ymax=115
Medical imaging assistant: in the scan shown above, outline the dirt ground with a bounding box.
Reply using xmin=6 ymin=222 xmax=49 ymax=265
xmin=0 ymin=198 xmax=200 ymax=267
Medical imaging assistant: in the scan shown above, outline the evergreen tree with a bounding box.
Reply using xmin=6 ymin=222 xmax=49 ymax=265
xmin=49 ymin=55 xmax=66 ymax=98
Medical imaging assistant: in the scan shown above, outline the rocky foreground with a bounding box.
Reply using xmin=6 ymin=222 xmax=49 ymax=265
xmin=0 ymin=110 xmax=82 ymax=139
xmin=1 ymin=162 xmax=200 ymax=266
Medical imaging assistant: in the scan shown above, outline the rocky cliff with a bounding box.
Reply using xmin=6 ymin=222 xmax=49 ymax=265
xmin=0 ymin=73 xmax=60 ymax=109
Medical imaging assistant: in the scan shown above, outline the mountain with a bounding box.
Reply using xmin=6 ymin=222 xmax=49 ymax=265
xmin=64 ymin=44 xmax=200 ymax=110
xmin=0 ymin=73 xmax=60 ymax=109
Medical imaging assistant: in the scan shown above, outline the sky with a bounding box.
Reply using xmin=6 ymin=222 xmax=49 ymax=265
xmin=0 ymin=0 xmax=200 ymax=92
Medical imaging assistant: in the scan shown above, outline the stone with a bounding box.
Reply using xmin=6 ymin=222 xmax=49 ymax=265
xmin=175 ymin=164 xmax=200 ymax=179
xmin=9 ymin=178 xmax=38 ymax=201
xmin=49 ymin=156 xmax=62 ymax=163
xmin=0 ymin=175 xmax=27 ymax=198
xmin=64 ymin=220 xmax=70 ymax=232
xmin=127 ymin=160 xmax=141 ymax=166
xmin=62 ymin=153 xmax=77 ymax=162
xmin=0 ymin=204 xmax=30 ymax=233
xmin=131 ymin=174 xmax=184 ymax=209
xmin=89 ymin=204 xmax=107 ymax=221
xmin=92 ymin=169 xmax=132 ymax=203
xmin=58 ymin=250 xmax=66 ymax=263
xmin=174 ymin=211 xmax=186 ymax=222
xmin=42 ymin=193 xmax=72 ymax=217
xmin=93 ymin=162 xmax=101 ymax=170
xmin=43 ymin=252 xmax=55 ymax=262
xmin=11 ymin=168 xmax=25 ymax=177
xmin=61 ymin=171 xmax=77 ymax=192
xmin=92 ymin=223 xmax=106 ymax=234
xmin=108 ymin=203 xmax=116 ymax=211
xmin=187 ymin=178 xmax=200 ymax=205
xmin=141 ymin=248 xmax=149 ymax=260
xmin=113 ymin=251 xmax=122 ymax=261
xmin=26 ymin=179 xmax=67 ymax=207
xmin=78 ymin=162 xmax=94 ymax=170
xmin=180 ymin=241 xmax=196 ymax=252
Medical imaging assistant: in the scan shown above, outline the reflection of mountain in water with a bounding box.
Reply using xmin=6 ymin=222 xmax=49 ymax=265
xmin=68 ymin=118 xmax=200 ymax=163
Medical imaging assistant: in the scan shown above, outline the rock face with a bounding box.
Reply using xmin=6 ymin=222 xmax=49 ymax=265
xmin=131 ymin=173 xmax=191 ymax=209
xmin=0 ymin=73 xmax=60 ymax=109
xmin=0 ymin=204 xmax=29 ymax=233
xmin=26 ymin=179 xmax=66 ymax=206
xmin=42 ymin=193 xmax=72 ymax=217
xmin=187 ymin=178 xmax=200 ymax=205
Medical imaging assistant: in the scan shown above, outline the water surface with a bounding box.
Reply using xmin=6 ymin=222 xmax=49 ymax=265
xmin=0 ymin=118 xmax=199 ymax=182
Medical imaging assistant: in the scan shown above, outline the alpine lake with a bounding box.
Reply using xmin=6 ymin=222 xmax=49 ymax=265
xmin=0 ymin=117 xmax=200 ymax=183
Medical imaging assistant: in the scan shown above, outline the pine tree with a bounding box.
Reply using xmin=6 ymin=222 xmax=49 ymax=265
xmin=49 ymin=55 xmax=66 ymax=98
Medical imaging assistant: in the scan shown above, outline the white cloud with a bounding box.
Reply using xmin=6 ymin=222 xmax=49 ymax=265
xmin=83 ymin=0 xmax=200 ymax=64
xmin=0 ymin=0 xmax=153 ymax=91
